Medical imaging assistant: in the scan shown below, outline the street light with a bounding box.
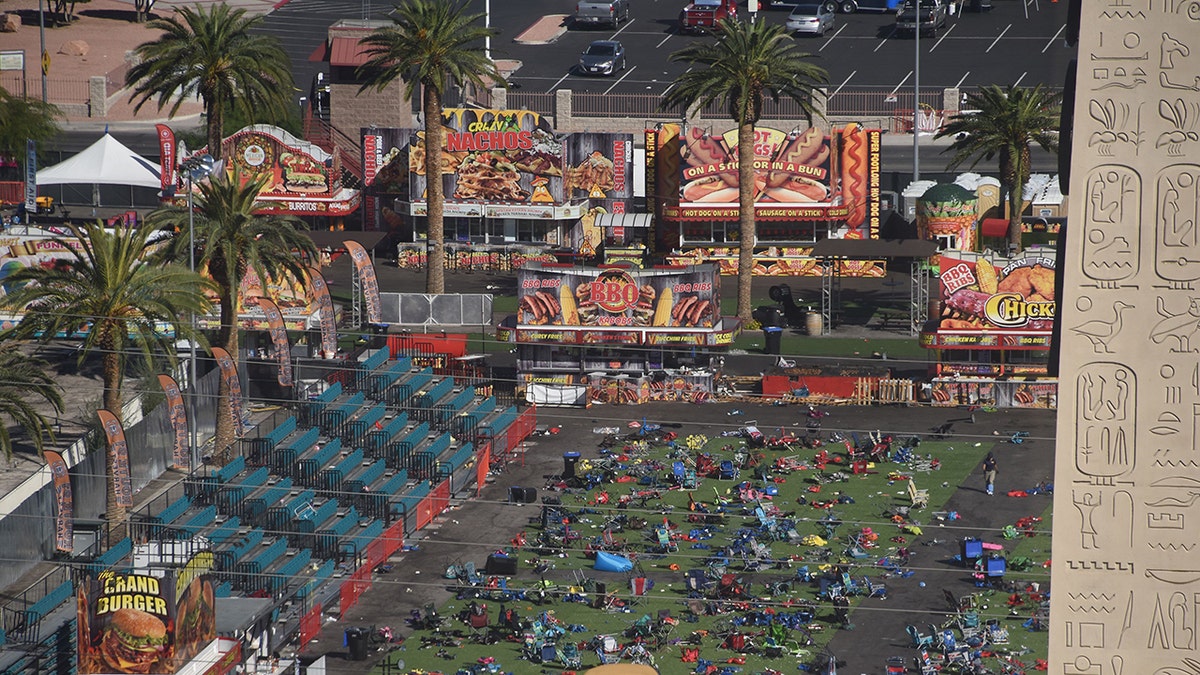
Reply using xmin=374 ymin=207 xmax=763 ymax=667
xmin=182 ymin=153 xmax=214 ymax=469
xmin=913 ymin=1 xmax=921 ymax=183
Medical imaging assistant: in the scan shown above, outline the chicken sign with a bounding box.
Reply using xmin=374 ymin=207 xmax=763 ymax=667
xmin=921 ymin=253 xmax=1057 ymax=349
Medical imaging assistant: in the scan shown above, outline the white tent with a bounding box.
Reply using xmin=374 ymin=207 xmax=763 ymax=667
xmin=37 ymin=134 xmax=161 ymax=189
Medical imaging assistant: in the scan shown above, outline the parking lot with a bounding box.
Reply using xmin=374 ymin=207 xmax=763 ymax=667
xmin=485 ymin=0 xmax=1071 ymax=97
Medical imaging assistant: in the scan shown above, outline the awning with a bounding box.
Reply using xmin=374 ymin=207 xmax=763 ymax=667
xmin=981 ymin=218 xmax=1009 ymax=238
xmin=595 ymin=213 xmax=652 ymax=229
xmin=329 ymin=37 xmax=372 ymax=67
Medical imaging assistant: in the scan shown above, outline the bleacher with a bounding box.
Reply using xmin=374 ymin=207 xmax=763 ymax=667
xmin=1 ymin=341 xmax=537 ymax=675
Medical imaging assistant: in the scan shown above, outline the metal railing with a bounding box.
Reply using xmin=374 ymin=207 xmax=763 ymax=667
xmin=505 ymin=92 xmax=555 ymax=115
xmin=574 ymin=92 xmax=666 ymax=118
xmin=0 ymin=73 xmax=90 ymax=105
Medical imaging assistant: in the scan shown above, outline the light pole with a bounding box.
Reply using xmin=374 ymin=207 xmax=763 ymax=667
xmin=485 ymin=0 xmax=491 ymax=62
xmin=38 ymin=0 xmax=47 ymax=103
xmin=912 ymin=1 xmax=920 ymax=183
xmin=183 ymin=154 xmax=214 ymax=469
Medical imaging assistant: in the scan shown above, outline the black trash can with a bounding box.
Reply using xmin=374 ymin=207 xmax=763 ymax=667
xmin=345 ymin=627 xmax=368 ymax=661
xmin=763 ymin=327 xmax=783 ymax=355
xmin=563 ymin=451 xmax=580 ymax=479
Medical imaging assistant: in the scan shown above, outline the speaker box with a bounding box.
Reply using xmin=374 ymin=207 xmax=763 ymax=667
xmin=486 ymin=554 xmax=517 ymax=575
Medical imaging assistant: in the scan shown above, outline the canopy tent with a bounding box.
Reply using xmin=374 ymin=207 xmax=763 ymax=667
xmin=37 ymin=134 xmax=162 ymax=188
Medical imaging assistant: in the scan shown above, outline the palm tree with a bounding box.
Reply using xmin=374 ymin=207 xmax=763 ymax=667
xmin=663 ymin=18 xmax=828 ymax=322
xmin=0 ymin=341 xmax=64 ymax=461
xmin=935 ymin=84 xmax=1061 ymax=253
xmin=125 ymin=4 xmax=294 ymax=161
xmin=0 ymin=221 xmax=212 ymax=531
xmin=357 ymin=0 xmax=502 ymax=295
xmin=0 ymin=86 xmax=64 ymax=170
xmin=147 ymin=168 xmax=317 ymax=464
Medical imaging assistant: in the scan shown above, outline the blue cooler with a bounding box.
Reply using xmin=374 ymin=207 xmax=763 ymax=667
xmin=961 ymin=538 xmax=983 ymax=567
xmin=985 ymin=555 xmax=1006 ymax=577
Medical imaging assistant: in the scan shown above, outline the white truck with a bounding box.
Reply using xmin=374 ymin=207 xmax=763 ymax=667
xmin=575 ymin=0 xmax=631 ymax=28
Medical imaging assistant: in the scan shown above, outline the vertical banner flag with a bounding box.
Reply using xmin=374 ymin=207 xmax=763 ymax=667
xmin=45 ymin=450 xmax=73 ymax=552
xmin=210 ymin=347 xmax=246 ymax=437
xmin=343 ymin=240 xmax=383 ymax=324
xmin=24 ymin=139 xmax=37 ymax=213
xmin=155 ymin=124 xmax=176 ymax=196
xmin=254 ymin=297 xmax=294 ymax=386
xmin=308 ymin=268 xmax=337 ymax=358
xmin=96 ymin=410 xmax=133 ymax=508
xmin=158 ymin=374 xmax=189 ymax=470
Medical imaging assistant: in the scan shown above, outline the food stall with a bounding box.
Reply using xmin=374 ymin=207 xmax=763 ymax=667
xmin=920 ymin=250 xmax=1058 ymax=408
xmin=170 ymin=125 xmax=361 ymax=227
xmin=647 ymin=122 xmax=885 ymax=276
xmin=361 ymin=109 xmax=635 ymax=269
xmin=497 ymin=263 xmax=738 ymax=406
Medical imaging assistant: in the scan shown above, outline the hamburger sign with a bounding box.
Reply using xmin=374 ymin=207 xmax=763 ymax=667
xmin=77 ymin=553 xmax=216 ymax=674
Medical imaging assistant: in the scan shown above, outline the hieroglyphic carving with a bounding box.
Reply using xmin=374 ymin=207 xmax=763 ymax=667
xmin=1055 ymin=2 xmax=1200 ymax=674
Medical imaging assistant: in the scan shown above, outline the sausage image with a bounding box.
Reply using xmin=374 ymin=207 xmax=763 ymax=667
xmin=840 ymin=123 xmax=870 ymax=229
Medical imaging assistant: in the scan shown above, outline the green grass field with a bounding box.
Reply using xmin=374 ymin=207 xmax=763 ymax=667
xmin=375 ymin=430 xmax=1051 ymax=674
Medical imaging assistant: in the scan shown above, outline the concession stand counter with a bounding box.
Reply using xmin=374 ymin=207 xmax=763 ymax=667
xmin=920 ymin=250 xmax=1058 ymax=409
xmin=497 ymin=263 xmax=738 ymax=406
xmin=362 ymin=109 xmax=635 ymax=269
xmin=646 ymin=122 xmax=885 ymax=277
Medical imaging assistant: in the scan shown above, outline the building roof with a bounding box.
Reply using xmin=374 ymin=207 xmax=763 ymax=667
xmin=329 ymin=37 xmax=372 ymax=68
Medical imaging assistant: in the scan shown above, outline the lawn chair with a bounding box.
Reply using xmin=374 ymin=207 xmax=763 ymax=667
xmin=595 ymin=635 xmax=621 ymax=664
xmin=862 ymin=575 xmax=887 ymax=599
xmin=906 ymin=624 xmax=935 ymax=648
xmin=840 ymin=573 xmax=865 ymax=596
xmin=985 ymin=618 xmax=1009 ymax=644
xmin=655 ymin=526 xmax=678 ymax=553
xmin=629 ymin=576 xmax=654 ymax=606
xmin=886 ymin=656 xmax=907 ymax=675
xmin=537 ymin=643 xmax=557 ymax=664
xmin=460 ymin=560 xmax=484 ymax=585
xmin=466 ymin=603 xmax=491 ymax=642
xmin=685 ymin=569 xmax=714 ymax=598
xmin=718 ymin=459 xmax=739 ymax=481
xmin=560 ymin=642 xmax=582 ymax=669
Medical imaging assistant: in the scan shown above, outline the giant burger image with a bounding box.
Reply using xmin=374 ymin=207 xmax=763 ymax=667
xmin=99 ymin=608 xmax=169 ymax=674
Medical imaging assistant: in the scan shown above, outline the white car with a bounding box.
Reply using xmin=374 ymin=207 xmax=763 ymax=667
xmin=786 ymin=3 xmax=836 ymax=35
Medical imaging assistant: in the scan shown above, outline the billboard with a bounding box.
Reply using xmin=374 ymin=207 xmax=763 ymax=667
xmin=921 ymin=254 xmax=1057 ymax=349
xmin=362 ymin=110 xmax=635 ymax=216
xmin=658 ymin=124 xmax=881 ymax=237
xmin=77 ymin=552 xmax=215 ymax=674
xmin=513 ymin=264 xmax=730 ymax=345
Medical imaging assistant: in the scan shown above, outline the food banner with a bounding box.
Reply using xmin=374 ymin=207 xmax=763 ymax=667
xmin=45 ymin=450 xmax=73 ymax=553
xmin=155 ymin=125 xmax=175 ymax=196
xmin=930 ymin=378 xmax=1058 ymax=409
xmin=157 ymin=375 xmax=189 ymax=470
xmin=210 ymin=347 xmax=246 ymax=438
xmin=96 ymin=409 xmax=132 ymax=509
xmin=222 ymin=126 xmax=337 ymax=198
xmin=308 ymin=267 xmax=337 ymax=358
xmin=665 ymin=246 xmax=885 ymax=278
xmin=253 ymin=297 xmax=293 ymax=387
xmin=77 ymin=551 xmax=215 ymax=674
xmin=343 ymin=239 xmax=382 ymax=324
xmin=362 ymin=112 xmax=634 ymax=213
xmin=660 ymin=124 xmax=879 ymax=234
xmin=921 ymin=254 xmax=1056 ymax=350
xmin=514 ymin=263 xmax=726 ymax=345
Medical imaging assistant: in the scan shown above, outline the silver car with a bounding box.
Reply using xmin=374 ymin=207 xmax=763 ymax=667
xmin=578 ymin=40 xmax=627 ymax=76
xmin=786 ymin=3 xmax=836 ymax=35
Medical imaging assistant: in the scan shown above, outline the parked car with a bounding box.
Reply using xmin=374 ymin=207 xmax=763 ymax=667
xmin=680 ymin=0 xmax=738 ymax=33
xmin=895 ymin=0 xmax=947 ymax=36
xmin=786 ymin=3 xmax=836 ymax=35
xmin=578 ymin=40 xmax=627 ymax=76
xmin=575 ymin=0 xmax=630 ymax=28
xmin=773 ymin=0 xmax=899 ymax=12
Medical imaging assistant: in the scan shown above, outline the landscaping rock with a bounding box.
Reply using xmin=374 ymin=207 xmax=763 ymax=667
xmin=0 ymin=14 xmax=20 ymax=32
xmin=59 ymin=40 xmax=89 ymax=56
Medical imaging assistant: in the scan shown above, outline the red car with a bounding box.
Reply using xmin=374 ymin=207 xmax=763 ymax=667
xmin=679 ymin=0 xmax=737 ymax=33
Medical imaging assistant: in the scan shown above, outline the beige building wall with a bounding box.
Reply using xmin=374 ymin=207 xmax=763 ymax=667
xmin=1050 ymin=2 xmax=1200 ymax=674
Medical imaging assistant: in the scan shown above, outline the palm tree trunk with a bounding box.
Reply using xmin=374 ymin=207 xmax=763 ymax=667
xmin=213 ymin=289 xmax=237 ymax=465
xmin=736 ymin=121 xmax=756 ymax=322
xmin=100 ymin=329 xmax=126 ymax=545
xmin=1002 ymin=145 xmax=1023 ymax=254
xmin=208 ymin=101 xmax=225 ymax=162
xmin=424 ymin=85 xmax=446 ymax=295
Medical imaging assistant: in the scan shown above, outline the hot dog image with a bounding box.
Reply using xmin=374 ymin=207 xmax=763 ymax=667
xmin=840 ymin=123 xmax=871 ymax=228
xmin=681 ymin=125 xmax=833 ymax=205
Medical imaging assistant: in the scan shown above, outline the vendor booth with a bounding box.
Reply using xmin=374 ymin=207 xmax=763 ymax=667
xmin=361 ymin=109 xmax=635 ymax=267
xmin=497 ymin=263 xmax=738 ymax=406
xmin=648 ymin=122 xmax=884 ymax=276
xmin=920 ymin=250 xmax=1059 ymax=408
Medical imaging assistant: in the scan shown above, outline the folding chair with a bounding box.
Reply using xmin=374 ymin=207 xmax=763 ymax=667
xmin=466 ymin=603 xmax=491 ymax=641
xmin=655 ymin=526 xmax=678 ymax=553
xmin=685 ymin=569 xmax=713 ymax=598
xmin=595 ymin=635 xmax=621 ymax=664
xmin=718 ymin=459 xmax=738 ymax=481
xmin=862 ymin=576 xmax=887 ymax=599
xmin=630 ymin=576 xmax=654 ymax=606
xmin=560 ymin=643 xmax=582 ymax=669
xmin=906 ymin=624 xmax=934 ymax=648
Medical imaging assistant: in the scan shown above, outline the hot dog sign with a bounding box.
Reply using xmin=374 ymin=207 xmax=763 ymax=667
xmin=516 ymin=264 xmax=719 ymax=332
xmin=672 ymin=124 xmax=880 ymax=237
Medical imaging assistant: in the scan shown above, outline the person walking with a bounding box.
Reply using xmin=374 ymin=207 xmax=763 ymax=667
xmin=983 ymin=452 xmax=998 ymax=495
